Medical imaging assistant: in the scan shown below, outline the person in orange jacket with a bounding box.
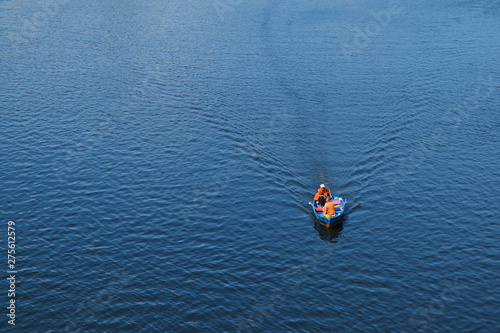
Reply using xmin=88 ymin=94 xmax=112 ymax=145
xmin=323 ymin=197 xmax=336 ymax=216
xmin=314 ymin=184 xmax=331 ymax=207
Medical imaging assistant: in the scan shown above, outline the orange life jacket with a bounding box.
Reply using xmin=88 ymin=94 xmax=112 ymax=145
xmin=314 ymin=188 xmax=331 ymax=201
xmin=323 ymin=201 xmax=336 ymax=215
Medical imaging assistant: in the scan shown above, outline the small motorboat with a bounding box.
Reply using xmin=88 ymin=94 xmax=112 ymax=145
xmin=309 ymin=196 xmax=347 ymax=227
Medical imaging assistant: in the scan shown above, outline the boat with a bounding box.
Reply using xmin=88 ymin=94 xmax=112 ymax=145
xmin=309 ymin=196 xmax=347 ymax=227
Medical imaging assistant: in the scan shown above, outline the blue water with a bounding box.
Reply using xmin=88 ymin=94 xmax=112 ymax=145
xmin=1 ymin=0 xmax=499 ymax=332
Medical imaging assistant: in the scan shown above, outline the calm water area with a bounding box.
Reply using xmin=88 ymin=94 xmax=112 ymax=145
xmin=1 ymin=0 xmax=499 ymax=331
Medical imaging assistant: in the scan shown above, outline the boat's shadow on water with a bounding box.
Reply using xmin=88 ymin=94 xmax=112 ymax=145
xmin=314 ymin=221 xmax=343 ymax=243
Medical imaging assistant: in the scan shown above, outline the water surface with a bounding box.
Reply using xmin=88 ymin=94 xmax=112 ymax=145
xmin=1 ymin=0 xmax=499 ymax=331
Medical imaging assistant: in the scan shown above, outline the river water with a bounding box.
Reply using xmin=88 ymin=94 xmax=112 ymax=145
xmin=1 ymin=0 xmax=499 ymax=332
